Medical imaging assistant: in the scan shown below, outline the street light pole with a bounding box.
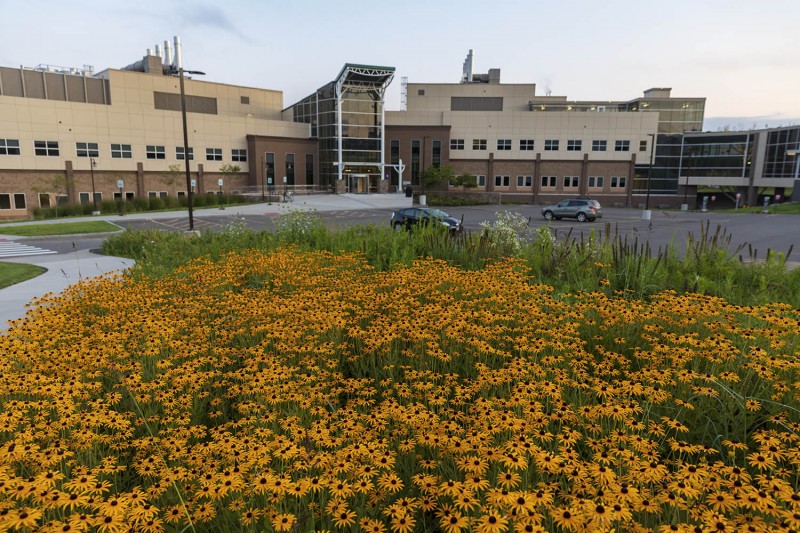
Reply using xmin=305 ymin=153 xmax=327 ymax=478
xmin=643 ymin=133 xmax=656 ymax=220
xmin=89 ymin=157 xmax=99 ymax=215
xmin=175 ymin=66 xmax=205 ymax=232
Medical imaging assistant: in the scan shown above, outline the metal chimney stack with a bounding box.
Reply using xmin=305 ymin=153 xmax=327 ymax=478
xmin=173 ymin=36 xmax=182 ymax=70
xmin=164 ymin=40 xmax=173 ymax=69
xmin=155 ymin=44 xmax=162 ymax=60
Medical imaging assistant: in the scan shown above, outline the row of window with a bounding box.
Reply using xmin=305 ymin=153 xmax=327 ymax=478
xmin=463 ymin=176 xmax=628 ymax=188
xmin=0 ymin=189 xmax=239 ymax=211
xmin=451 ymin=138 xmax=647 ymax=152
xmin=0 ymin=139 xmax=248 ymax=162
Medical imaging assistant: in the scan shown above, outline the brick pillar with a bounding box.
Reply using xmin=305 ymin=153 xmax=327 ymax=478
xmin=65 ymin=161 xmax=75 ymax=204
xmin=197 ymin=164 xmax=205 ymax=194
xmin=487 ymin=152 xmax=495 ymax=192
xmin=580 ymin=153 xmax=589 ymax=196
xmin=136 ymin=162 xmax=145 ymax=198
xmin=627 ymin=154 xmax=636 ymax=208
xmin=533 ymin=153 xmax=541 ymax=204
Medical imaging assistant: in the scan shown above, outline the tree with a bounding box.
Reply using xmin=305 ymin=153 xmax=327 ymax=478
xmin=420 ymin=165 xmax=456 ymax=192
xmin=220 ymin=164 xmax=242 ymax=175
xmin=451 ymin=172 xmax=478 ymax=189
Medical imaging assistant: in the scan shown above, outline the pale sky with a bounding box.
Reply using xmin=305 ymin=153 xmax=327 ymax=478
xmin=2 ymin=0 xmax=798 ymax=131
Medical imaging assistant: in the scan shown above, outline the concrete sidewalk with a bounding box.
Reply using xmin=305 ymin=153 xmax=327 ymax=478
xmin=0 ymin=193 xmax=412 ymax=332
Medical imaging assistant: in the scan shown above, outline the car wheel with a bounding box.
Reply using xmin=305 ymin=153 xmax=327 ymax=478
xmin=576 ymin=212 xmax=588 ymax=222
xmin=393 ymin=221 xmax=404 ymax=231
xmin=543 ymin=211 xmax=554 ymax=221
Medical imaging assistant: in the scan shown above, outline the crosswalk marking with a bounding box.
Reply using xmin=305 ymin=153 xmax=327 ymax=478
xmin=0 ymin=241 xmax=57 ymax=258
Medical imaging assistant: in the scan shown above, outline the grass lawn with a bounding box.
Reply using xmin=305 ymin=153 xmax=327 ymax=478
xmin=0 ymin=220 xmax=120 ymax=236
xmin=717 ymin=201 xmax=800 ymax=214
xmin=0 ymin=261 xmax=46 ymax=289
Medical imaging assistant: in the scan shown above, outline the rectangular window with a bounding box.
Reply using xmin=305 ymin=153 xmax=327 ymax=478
xmin=411 ymin=140 xmax=420 ymax=183
xmin=477 ymin=175 xmax=486 ymax=187
xmin=473 ymin=139 xmax=487 ymax=150
xmin=618 ymin=176 xmax=627 ymax=188
xmin=517 ymin=176 xmax=524 ymax=187
xmin=639 ymin=140 xmax=648 ymax=152
xmin=0 ymin=139 xmax=21 ymax=155
xmin=611 ymin=176 xmax=627 ymax=188
xmin=497 ymin=139 xmax=511 ymax=151
xmin=146 ymin=145 xmax=165 ymax=159
xmin=541 ymin=176 xmax=556 ymax=187
xmin=567 ymin=140 xmax=582 ymax=151
xmin=520 ymin=139 xmax=534 ymax=151
xmin=493 ymin=176 xmax=509 ymax=187
xmin=564 ymin=176 xmax=579 ymax=188
xmin=572 ymin=176 xmax=579 ymax=188
xmin=265 ymin=152 xmax=275 ymax=187
xmin=232 ymin=148 xmax=247 ymax=162
xmin=592 ymin=140 xmax=607 ymax=152
xmin=615 ymin=140 xmax=630 ymax=152
xmin=79 ymin=192 xmax=100 ymax=204
xmin=611 ymin=176 xmax=618 ymax=188
xmin=111 ymin=144 xmax=132 ymax=158
xmin=544 ymin=140 xmax=559 ymax=151
xmin=76 ymin=142 xmax=99 ymax=158
xmin=286 ymin=153 xmax=295 ymax=185
xmin=306 ymin=154 xmax=314 ymax=183
xmin=390 ymin=139 xmax=400 ymax=164
xmin=13 ymin=193 xmax=26 ymax=209
xmin=240 ymin=96 xmax=250 ymax=104
xmin=589 ymin=176 xmax=604 ymax=188
xmin=39 ymin=193 xmax=51 ymax=208
xmin=495 ymin=176 xmax=501 ymax=186
xmin=206 ymin=148 xmax=223 ymax=161
xmin=0 ymin=194 xmax=10 ymax=209
xmin=159 ymin=191 xmax=168 ymax=199
xmin=525 ymin=176 xmax=532 ymax=187
xmin=450 ymin=139 xmax=464 ymax=150
xmin=176 ymin=147 xmax=194 ymax=160
xmin=432 ymin=140 xmax=441 ymax=167
xmin=148 ymin=191 xmax=157 ymax=198
xmin=34 ymin=140 xmax=59 ymax=156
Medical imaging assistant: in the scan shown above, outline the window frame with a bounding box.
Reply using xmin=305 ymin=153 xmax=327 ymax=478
xmin=231 ymin=148 xmax=247 ymax=162
xmin=615 ymin=140 xmax=631 ymax=152
xmin=146 ymin=145 xmax=166 ymax=160
xmin=206 ymin=147 xmax=223 ymax=161
xmin=76 ymin=142 xmax=99 ymax=158
xmin=110 ymin=143 xmax=132 ymax=159
xmin=592 ymin=140 xmax=607 ymax=152
xmin=497 ymin=139 xmax=511 ymax=151
xmin=0 ymin=139 xmax=21 ymax=155
xmin=544 ymin=139 xmax=559 ymax=151
xmin=519 ymin=139 xmax=534 ymax=151
xmin=34 ymin=140 xmax=59 ymax=157
xmin=472 ymin=139 xmax=487 ymax=151
xmin=176 ymin=146 xmax=194 ymax=161
xmin=567 ymin=140 xmax=582 ymax=151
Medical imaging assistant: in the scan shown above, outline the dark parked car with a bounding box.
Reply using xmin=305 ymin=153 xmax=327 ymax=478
xmin=542 ymin=198 xmax=602 ymax=222
xmin=391 ymin=207 xmax=463 ymax=232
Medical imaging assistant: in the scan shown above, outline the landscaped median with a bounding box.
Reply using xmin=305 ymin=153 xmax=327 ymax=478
xmin=1 ymin=246 xmax=798 ymax=532
xmin=0 ymin=220 xmax=120 ymax=237
xmin=0 ymin=262 xmax=46 ymax=289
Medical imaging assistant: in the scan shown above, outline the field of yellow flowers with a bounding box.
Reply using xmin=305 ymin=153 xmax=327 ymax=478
xmin=1 ymin=248 xmax=799 ymax=532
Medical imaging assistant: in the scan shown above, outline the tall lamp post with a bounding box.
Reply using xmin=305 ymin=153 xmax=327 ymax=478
xmin=175 ymin=66 xmax=205 ymax=232
xmin=787 ymin=144 xmax=800 ymax=203
xmin=89 ymin=157 xmax=100 ymax=215
xmin=643 ymin=133 xmax=656 ymax=220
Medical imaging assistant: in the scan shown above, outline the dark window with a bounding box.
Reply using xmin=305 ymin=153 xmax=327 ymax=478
xmin=390 ymin=139 xmax=400 ymax=165
xmin=615 ymin=140 xmax=630 ymax=152
xmin=111 ymin=144 xmax=132 ymax=158
xmin=0 ymin=139 xmax=21 ymax=155
xmin=450 ymin=139 xmax=464 ymax=150
xmin=473 ymin=139 xmax=487 ymax=150
xmin=497 ymin=139 xmax=511 ymax=151
xmin=418 ymin=89 xmax=425 ymax=96
xmin=306 ymin=154 xmax=314 ymax=184
xmin=232 ymin=149 xmax=247 ymax=162
xmin=567 ymin=140 xmax=582 ymax=151
xmin=265 ymin=152 xmax=275 ymax=187
xmin=13 ymin=193 xmax=26 ymax=209
xmin=639 ymin=140 xmax=648 ymax=152
xmin=432 ymin=140 xmax=441 ymax=167
xmin=240 ymin=96 xmax=250 ymax=104
xmin=0 ymin=194 xmax=10 ymax=209
xmin=206 ymin=148 xmax=222 ymax=161
xmin=76 ymin=142 xmax=99 ymax=158
xmin=544 ymin=140 xmax=559 ymax=151
xmin=34 ymin=140 xmax=59 ymax=156
xmin=146 ymin=145 xmax=165 ymax=159
xmin=592 ymin=140 xmax=607 ymax=152
xmin=520 ymin=139 xmax=534 ymax=151
xmin=411 ymin=140 xmax=420 ymax=183
xmin=176 ymin=147 xmax=194 ymax=160
xmin=286 ymin=153 xmax=295 ymax=185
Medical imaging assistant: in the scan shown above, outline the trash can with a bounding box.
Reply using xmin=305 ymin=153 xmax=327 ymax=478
xmin=404 ymin=186 xmax=413 ymax=198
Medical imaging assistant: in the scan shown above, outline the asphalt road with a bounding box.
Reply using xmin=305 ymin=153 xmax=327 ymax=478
xmin=10 ymin=206 xmax=800 ymax=263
